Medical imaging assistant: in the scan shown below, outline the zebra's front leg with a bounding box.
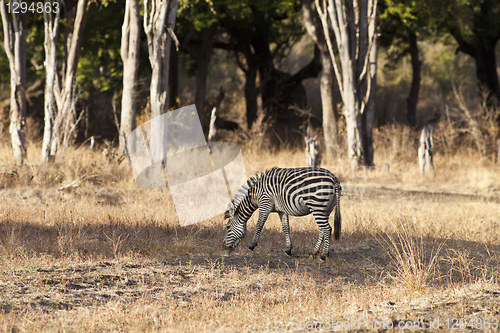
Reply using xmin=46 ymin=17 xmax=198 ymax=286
xmin=249 ymin=208 xmax=271 ymax=251
xmin=279 ymin=212 xmax=292 ymax=256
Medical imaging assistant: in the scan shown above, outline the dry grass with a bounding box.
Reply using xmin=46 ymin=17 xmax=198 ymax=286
xmin=0 ymin=131 xmax=500 ymax=332
xmin=375 ymin=221 xmax=445 ymax=294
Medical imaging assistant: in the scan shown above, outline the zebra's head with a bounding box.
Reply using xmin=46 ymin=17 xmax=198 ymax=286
xmin=223 ymin=202 xmax=247 ymax=249
xmin=223 ymin=175 xmax=260 ymax=249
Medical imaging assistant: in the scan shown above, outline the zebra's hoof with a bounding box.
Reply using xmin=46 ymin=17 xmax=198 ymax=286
xmin=320 ymin=255 xmax=326 ymax=261
xmin=248 ymin=245 xmax=256 ymax=251
xmin=285 ymin=249 xmax=292 ymax=256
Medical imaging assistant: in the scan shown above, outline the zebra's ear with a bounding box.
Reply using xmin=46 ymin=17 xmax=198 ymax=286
xmin=224 ymin=203 xmax=234 ymax=219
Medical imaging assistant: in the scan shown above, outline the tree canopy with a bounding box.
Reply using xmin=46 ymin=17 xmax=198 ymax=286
xmin=0 ymin=0 xmax=498 ymax=161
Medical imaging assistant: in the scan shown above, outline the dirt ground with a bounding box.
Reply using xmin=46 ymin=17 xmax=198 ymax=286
xmin=1 ymin=173 xmax=499 ymax=331
xmin=1 ymin=232 xmax=499 ymax=331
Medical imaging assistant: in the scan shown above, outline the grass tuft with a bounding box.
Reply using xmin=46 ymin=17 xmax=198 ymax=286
xmin=377 ymin=220 xmax=446 ymax=294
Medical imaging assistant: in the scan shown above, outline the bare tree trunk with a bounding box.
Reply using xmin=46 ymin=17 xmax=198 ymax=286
xmin=0 ymin=0 xmax=27 ymax=166
xmin=451 ymin=29 xmax=500 ymax=108
xmin=361 ymin=25 xmax=377 ymax=166
xmin=245 ymin=55 xmax=258 ymax=130
xmin=169 ymin=43 xmax=179 ymax=109
xmin=144 ymin=0 xmax=179 ymax=118
xmin=62 ymin=0 xmax=76 ymax=79
xmin=418 ymin=124 xmax=433 ymax=174
xmin=305 ymin=126 xmax=322 ymax=167
xmin=42 ymin=2 xmax=60 ymax=162
xmin=474 ymin=45 xmax=500 ymax=108
xmin=207 ymin=106 xmax=217 ymax=146
xmin=119 ymin=0 xmax=141 ymax=155
xmin=207 ymin=87 xmax=225 ymax=146
xmin=320 ymin=54 xmax=339 ymax=161
xmin=406 ymin=30 xmax=420 ymax=127
xmin=302 ymin=0 xmax=339 ymax=162
xmin=195 ymin=24 xmax=216 ymax=132
xmin=315 ymin=0 xmax=378 ymax=166
xmin=45 ymin=0 xmax=89 ymax=159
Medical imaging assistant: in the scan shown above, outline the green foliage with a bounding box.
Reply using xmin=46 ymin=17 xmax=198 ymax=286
xmin=437 ymin=0 xmax=500 ymax=45
xmin=378 ymin=0 xmax=437 ymax=65
xmin=382 ymin=0 xmax=500 ymax=49
xmin=177 ymin=0 xmax=303 ymax=72
xmin=0 ymin=0 xmax=495 ymax=143
xmin=381 ymin=0 xmax=431 ymax=31
xmin=77 ymin=0 xmax=124 ymax=95
xmin=178 ymin=0 xmax=218 ymax=31
xmin=25 ymin=15 xmax=45 ymax=81
xmin=1 ymin=0 xmax=124 ymax=96
xmin=0 ymin=12 xmax=45 ymax=85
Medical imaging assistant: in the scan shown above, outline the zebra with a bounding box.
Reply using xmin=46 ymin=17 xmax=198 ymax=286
xmin=224 ymin=167 xmax=342 ymax=260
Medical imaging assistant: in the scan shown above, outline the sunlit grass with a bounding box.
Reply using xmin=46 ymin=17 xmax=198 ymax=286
xmin=0 ymin=133 xmax=499 ymax=332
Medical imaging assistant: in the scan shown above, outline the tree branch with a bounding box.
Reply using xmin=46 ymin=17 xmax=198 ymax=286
xmin=449 ymin=24 xmax=476 ymax=58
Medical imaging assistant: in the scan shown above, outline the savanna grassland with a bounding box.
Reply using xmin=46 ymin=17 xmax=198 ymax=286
xmin=1 ymin=126 xmax=500 ymax=332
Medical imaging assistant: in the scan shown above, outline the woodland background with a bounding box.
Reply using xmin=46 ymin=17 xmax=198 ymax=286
xmin=0 ymin=0 xmax=498 ymax=166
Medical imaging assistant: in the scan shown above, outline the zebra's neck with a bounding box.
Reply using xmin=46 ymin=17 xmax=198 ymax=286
xmin=236 ymin=191 xmax=258 ymax=225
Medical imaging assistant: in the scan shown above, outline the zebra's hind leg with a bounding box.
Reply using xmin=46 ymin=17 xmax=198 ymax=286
xmin=320 ymin=224 xmax=332 ymax=261
xmin=312 ymin=230 xmax=323 ymax=258
xmin=311 ymin=212 xmax=331 ymax=260
xmin=279 ymin=212 xmax=292 ymax=256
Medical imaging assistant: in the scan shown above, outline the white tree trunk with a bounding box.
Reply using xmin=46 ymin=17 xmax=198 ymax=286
xmin=144 ymin=0 xmax=179 ymax=118
xmin=319 ymin=55 xmax=339 ymax=162
xmin=315 ymin=0 xmax=377 ymax=166
xmin=305 ymin=126 xmax=322 ymax=167
xmin=302 ymin=0 xmax=339 ymax=162
xmin=119 ymin=0 xmax=141 ymax=155
xmin=0 ymin=0 xmax=27 ymax=166
xmin=418 ymin=125 xmax=434 ymax=174
xmin=208 ymin=87 xmax=224 ymax=147
xmin=207 ymin=106 xmax=217 ymax=146
xmin=42 ymin=2 xmax=60 ymax=162
xmin=45 ymin=0 xmax=88 ymax=159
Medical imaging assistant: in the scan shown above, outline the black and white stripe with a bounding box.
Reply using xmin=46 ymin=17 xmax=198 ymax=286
xmin=224 ymin=167 xmax=342 ymax=260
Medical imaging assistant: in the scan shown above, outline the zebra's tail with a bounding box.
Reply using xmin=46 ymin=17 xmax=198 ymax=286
xmin=333 ymin=185 xmax=341 ymax=240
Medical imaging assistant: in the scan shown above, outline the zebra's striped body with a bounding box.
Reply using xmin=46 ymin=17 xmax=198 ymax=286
xmin=224 ymin=167 xmax=342 ymax=260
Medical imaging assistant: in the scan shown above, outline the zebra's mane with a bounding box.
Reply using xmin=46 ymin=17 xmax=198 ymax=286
xmin=226 ymin=167 xmax=277 ymax=218
xmin=232 ymin=175 xmax=258 ymax=210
